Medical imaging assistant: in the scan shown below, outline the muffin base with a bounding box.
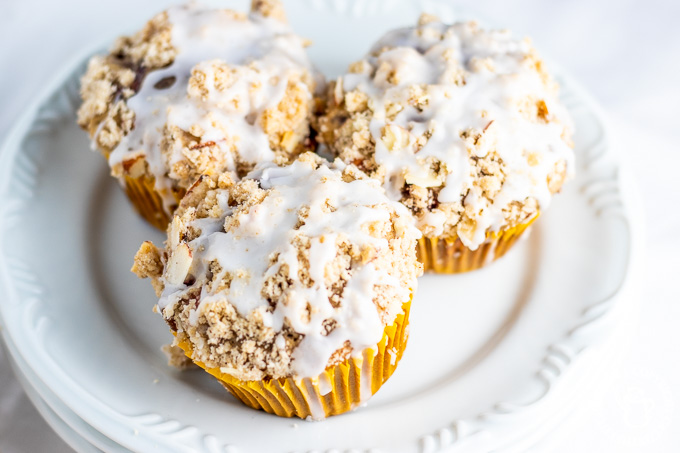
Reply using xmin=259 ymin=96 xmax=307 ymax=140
xmin=418 ymin=214 xmax=539 ymax=273
xmin=175 ymin=298 xmax=411 ymax=420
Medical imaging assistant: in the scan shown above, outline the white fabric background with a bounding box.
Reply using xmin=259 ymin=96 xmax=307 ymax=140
xmin=0 ymin=0 xmax=678 ymax=451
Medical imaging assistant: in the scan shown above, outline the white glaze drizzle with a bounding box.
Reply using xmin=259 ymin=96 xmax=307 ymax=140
xmin=317 ymin=373 xmax=333 ymax=396
xmin=341 ymin=20 xmax=574 ymax=249
xmin=158 ymin=158 xmax=420 ymax=379
xmin=106 ymin=3 xmax=314 ymax=212
xmin=359 ymin=353 xmax=373 ymax=402
xmin=304 ymin=379 xmax=325 ymax=420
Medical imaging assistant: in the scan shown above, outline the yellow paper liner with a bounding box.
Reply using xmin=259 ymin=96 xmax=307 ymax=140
xmin=121 ymin=173 xmax=184 ymax=231
xmin=175 ymin=298 xmax=411 ymax=419
xmin=417 ymin=213 xmax=539 ymax=274
xmin=102 ymin=150 xmax=183 ymax=231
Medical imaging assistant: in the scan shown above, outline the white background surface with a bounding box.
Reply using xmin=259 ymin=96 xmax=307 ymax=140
xmin=0 ymin=0 xmax=678 ymax=452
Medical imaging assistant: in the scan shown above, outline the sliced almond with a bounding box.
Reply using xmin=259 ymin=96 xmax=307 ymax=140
xmin=168 ymin=216 xmax=183 ymax=249
xmin=404 ymin=168 xmax=442 ymax=187
xmin=122 ymin=156 xmax=146 ymax=179
xmin=166 ymin=243 xmax=193 ymax=285
xmin=381 ymin=124 xmax=411 ymax=151
xmin=280 ymin=130 xmax=296 ymax=152
xmin=333 ymin=77 xmax=344 ymax=104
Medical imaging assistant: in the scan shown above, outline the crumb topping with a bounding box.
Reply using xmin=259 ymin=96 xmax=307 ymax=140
xmin=316 ymin=17 xmax=574 ymax=249
xmin=78 ymin=0 xmax=319 ymax=215
xmin=161 ymin=344 xmax=197 ymax=370
xmin=133 ymin=153 xmax=422 ymax=380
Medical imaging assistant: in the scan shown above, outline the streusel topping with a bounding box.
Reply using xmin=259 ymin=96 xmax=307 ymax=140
xmin=133 ymin=153 xmax=422 ymax=381
xmin=317 ymin=15 xmax=574 ymax=249
xmin=78 ymin=0 xmax=319 ymax=214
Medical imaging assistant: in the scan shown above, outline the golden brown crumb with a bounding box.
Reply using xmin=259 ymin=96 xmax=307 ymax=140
xmin=251 ymin=0 xmax=287 ymax=22
xmin=132 ymin=241 xmax=163 ymax=278
xmin=162 ymin=344 xmax=197 ymax=370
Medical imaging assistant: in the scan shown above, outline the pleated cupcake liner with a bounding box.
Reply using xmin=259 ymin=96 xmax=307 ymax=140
xmin=417 ymin=213 xmax=539 ymax=273
xmin=175 ymin=298 xmax=411 ymax=420
xmin=121 ymin=173 xmax=183 ymax=231
xmin=101 ymin=151 xmax=183 ymax=230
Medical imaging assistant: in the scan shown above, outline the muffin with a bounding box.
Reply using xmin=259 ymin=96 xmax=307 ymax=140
xmin=77 ymin=0 xmax=320 ymax=230
xmin=132 ymin=152 xmax=422 ymax=419
xmin=316 ymin=14 xmax=574 ymax=273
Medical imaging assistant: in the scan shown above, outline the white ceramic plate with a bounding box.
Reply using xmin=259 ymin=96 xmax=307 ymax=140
xmin=1 ymin=339 xmax=100 ymax=453
xmin=0 ymin=1 xmax=640 ymax=452
xmin=14 ymin=376 xmax=101 ymax=453
xmin=3 ymin=322 xmax=136 ymax=453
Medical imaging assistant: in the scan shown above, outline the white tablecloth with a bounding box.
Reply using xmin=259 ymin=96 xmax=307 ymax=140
xmin=1 ymin=0 xmax=678 ymax=451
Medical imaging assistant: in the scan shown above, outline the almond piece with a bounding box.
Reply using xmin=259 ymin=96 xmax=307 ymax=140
xmin=166 ymin=243 xmax=193 ymax=285
xmin=381 ymin=124 xmax=411 ymax=151
xmin=333 ymin=77 xmax=344 ymax=105
xmin=404 ymin=167 xmax=442 ymax=187
xmin=122 ymin=156 xmax=146 ymax=179
xmin=168 ymin=216 xmax=183 ymax=249
xmin=280 ymin=130 xmax=296 ymax=152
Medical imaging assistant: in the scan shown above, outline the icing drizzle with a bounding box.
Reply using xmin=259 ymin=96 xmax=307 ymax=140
xmin=338 ymin=20 xmax=574 ymax=248
xmin=158 ymin=157 xmax=420 ymax=379
xmin=106 ymin=3 xmax=314 ymax=212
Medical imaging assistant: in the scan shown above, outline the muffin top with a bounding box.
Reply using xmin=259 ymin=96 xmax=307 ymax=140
xmin=132 ymin=153 xmax=422 ymax=381
xmin=78 ymin=0 xmax=319 ymax=213
xmin=317 ymin=15 xmax=574 ymax=249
